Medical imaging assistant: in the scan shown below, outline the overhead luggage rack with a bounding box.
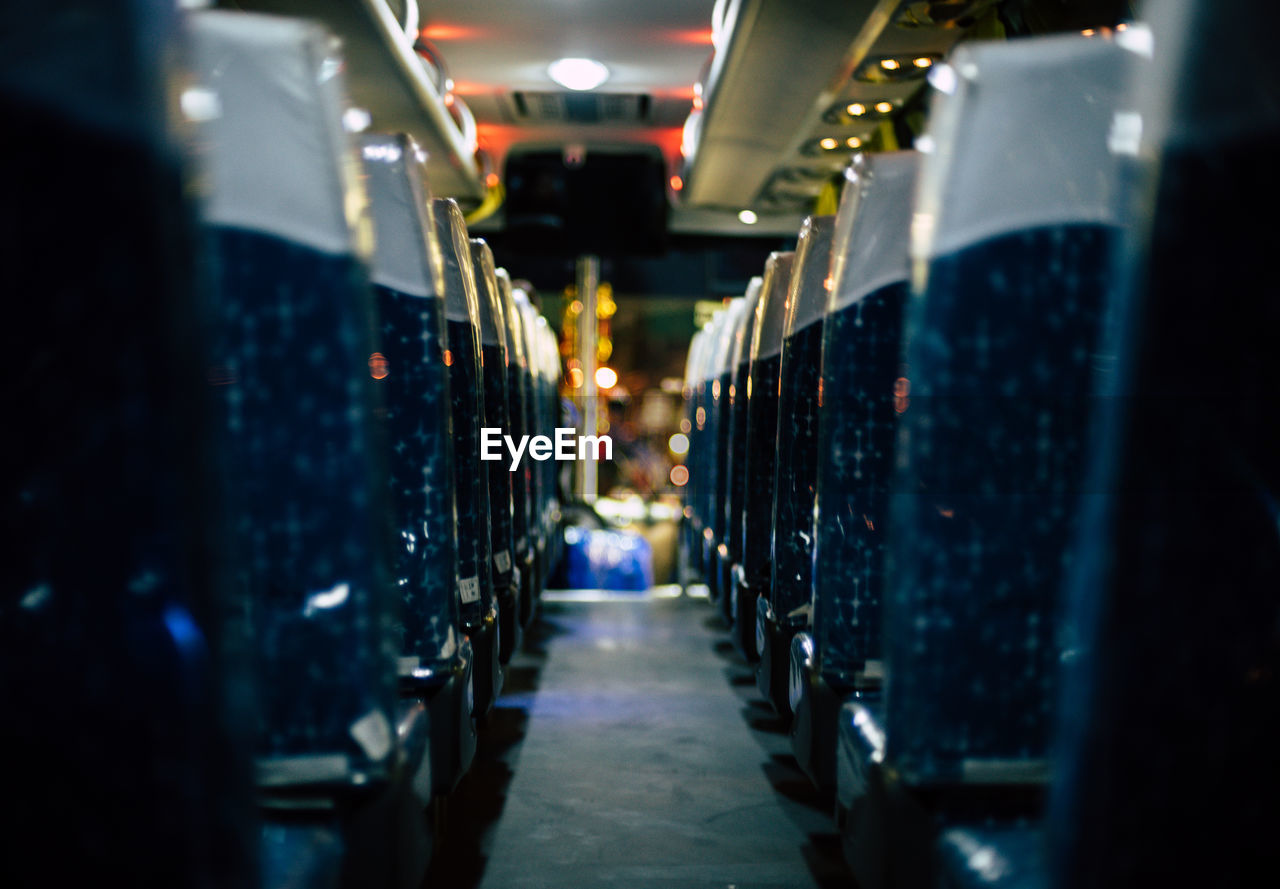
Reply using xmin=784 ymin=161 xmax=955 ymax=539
xmin=219 ymin=0 xmax=486 ymax=204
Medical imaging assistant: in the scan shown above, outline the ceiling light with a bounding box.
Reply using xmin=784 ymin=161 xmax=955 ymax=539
xmin=847 ymin=102 xmax=867 ymax=116
xmin=595 ymin=366 xmax=618 ymax=389
xmin=880 ymin=59 xmax=900 ymax=71
xmin=548 ymin=57 xmax=609 ymax=91
xmin=846 ymin=136 xmax=862 ymax=149
xmin=819 ymin=137 xmax=838 ymax=150
xmin=738 ymin=209 xmax=758 ymax=225
xmin=913 ymin=57 xmax=933 ymax=68
xmin=875 ymin=101 xmax=894 ymax=114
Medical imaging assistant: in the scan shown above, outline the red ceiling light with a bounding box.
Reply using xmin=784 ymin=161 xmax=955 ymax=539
xmin=419 ymin=23 xmax=482 ymax=41
xmin=669 ymin=28 xmax=715 ymax=45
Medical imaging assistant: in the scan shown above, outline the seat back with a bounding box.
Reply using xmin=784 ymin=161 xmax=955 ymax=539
xmin=193 ymin=10 xmax=400 ymax=790
xmin=691 ymin=311 xmax=726 ymax=544
xmin=2 ymin=3 xmax=256 ymax=883
xmin=471 ymin=239 xmax=516 ymax=595
xmin=1049 ymin=4 xmax=1280 ymax=884
xmin=725 ymin=277 xmax=765 ymax=567
xmin=496 ymin=268 xmax=535 ymax=572
xmin=533 ymin=317 xmax=565 ymax=573
xmin=740 ymin=252 xmax=796 ymax=589
xmin=681 ymin=327 xmax=709 ymax=556
xmin=360 ymin=133 xmax=462 ymax=685
xmin=812 ymin=151 xmax=919 ymax=689
xmin=885 ymin=34 xmax=1134 ymax=786
xmin=769 ymin=216 xmax=836 ymax=622
xmin=708 ymin=298 xmax=747 ymax=564
xmin=432 ymin=199 xmax=490 ymax=624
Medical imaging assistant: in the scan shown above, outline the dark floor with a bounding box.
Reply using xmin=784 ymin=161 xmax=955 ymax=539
xmin=427 ymin=592 xmax=857 ymax=889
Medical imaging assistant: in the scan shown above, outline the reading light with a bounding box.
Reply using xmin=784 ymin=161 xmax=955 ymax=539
xmin=819 ymin=137 xmax=839 ymax=150
xmin=880 ymin=59 xmax=900 ymax=71
xmin=913 ymin=56 xmax=933 ymax=68
xmin=847 ymin=102 xmax=867 ymax=116
xmin=738 ymin=209 xmax=758 ymax=225
xmin=875 ymin=101 xmax=894 ymax=114
xmin=846 ymin=136 xmax=862 ymax=149
xmin=548 ymin=57 xmax=609 ymax=91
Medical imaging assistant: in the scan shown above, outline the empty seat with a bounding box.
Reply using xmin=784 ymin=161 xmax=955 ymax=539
xmin=510 ymin=281 xmax=548 ymax=616
xmin=680 ymin=327 xmax=709 ymax=582
xmin=471 ymin=239 xmax=518 ymax=672
xmin=193 ymin=11 xmax=438 ymax=887
xmin=537 ymin=317 xmax=567 ymax=577
xmin=737 ymin=252 xmax=794 ymax=661
xmin=432 ymin=199 xmax=502 ymax=720
xmin=792 ymin=151 xmax=918 ymax=793
xmin=886 ymin=31 xmax=1131 ymax=788
xmin=722 ymin=276 xmax=765 ymax=632
xmin=687 ymin=311 xmax=726 ymax=580
xmin=360 ymin=132 xmax=475 ymax=799
xmin=836 ymin=31 xmax=1135 ymax=889
xmin=2 ymin=3 xmax=256 ymax=884
xmin=195 ymin=6 xmax=401 ymax=797
xmin=495 ymin=267 xmax=537 ymax=634
xmin=706 ymin=297 xmax=748 ymax=603
xmin=757 ymin=216 xmax=835 ymax=719
xmin=1047 ymin=3 xmax=1280 ymax=885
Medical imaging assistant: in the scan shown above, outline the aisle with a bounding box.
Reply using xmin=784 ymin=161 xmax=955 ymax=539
xmin=428 ymin=593 xmax=856 ymax=889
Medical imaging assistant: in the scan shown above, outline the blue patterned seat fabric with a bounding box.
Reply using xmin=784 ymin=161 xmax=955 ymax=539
xmin=709 ymin=299 xmax=746 ymax=574
xmin=360 ymin=133 xmax=461 ymax=685
xmin=812 ymin=152 xmax=918 ymax=689
xmin=1049 ymin=3 xmax=1280 ymax=886
xmin=2 ymin=3 xmax=256 ymax=885
xmin=769 ymin=216 xmax=835 ymax=622
xmin=884 ymin=35 xmax=1133 ymax=786
xmin=471 ymin=240 xmax=516 ymax=597
xmin=194 ymin=11 xmax=400 ymax=780
xmin=695 ymin=309 xmax=729 ymax=567
xmin=725 ymin=278 xmax=764 ymax=571
xmin=739 ymin=252 xmax=795 ymax=593
xmin=433 ymin=199 xmax=490 ymax=627
xmin=497 ymin=270 xmax=534 ymax=581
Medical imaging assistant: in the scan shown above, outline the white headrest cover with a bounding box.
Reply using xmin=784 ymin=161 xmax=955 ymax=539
xmin=431 ymin=198 xmax=479 ymax=326
xmin=785 ymin=215 xmax=836 ymax=336
xmin=730 ymin=276 xmax=764 ymax=370
xmin=830 ymin=151 xmax=919 ymax=312
xmin=361 ymin=133 xmax=444 ymax=299
xmin=913 ymin=35 xmax=1134 ymax=265
xmin=470 ymin=239 xmax=504 ymax=349
xmin=711 ymin=298 xmax=747 ymax=378
xmin=192 ymin=11 xmax=369 ymax=257
xmin=751 ymin=252 xmax=796 ymax=362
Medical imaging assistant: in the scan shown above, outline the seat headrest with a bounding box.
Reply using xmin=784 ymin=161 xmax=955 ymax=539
xmin=830 ymin=151 xmax=919 ymax=313
xmin=751 ymin=251 xmax=796 ymax=362
xmin=431 ymin=198 xmax=479 ymax=326
xmin=785 ymin=215 xmax=836 ymax=336
xmin=469 ymin=239 xmax=504 ymax=349
xmin=730 ymin=276 xmax=765 ymax=370
xmin=913 ymin=34 xmax=1138 ymax=266
xmin=361 ymin=133 xmax=443 ymax=300
xmin=191 ymin=11 xmax=370 ymax=257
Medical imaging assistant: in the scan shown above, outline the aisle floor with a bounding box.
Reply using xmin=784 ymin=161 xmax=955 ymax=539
xmin=427 ymin=592 xmax=857 ymax=889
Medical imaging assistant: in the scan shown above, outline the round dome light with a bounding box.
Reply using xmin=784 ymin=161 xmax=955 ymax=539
xmin=548 ymin=58 xmax=610 ymax=91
